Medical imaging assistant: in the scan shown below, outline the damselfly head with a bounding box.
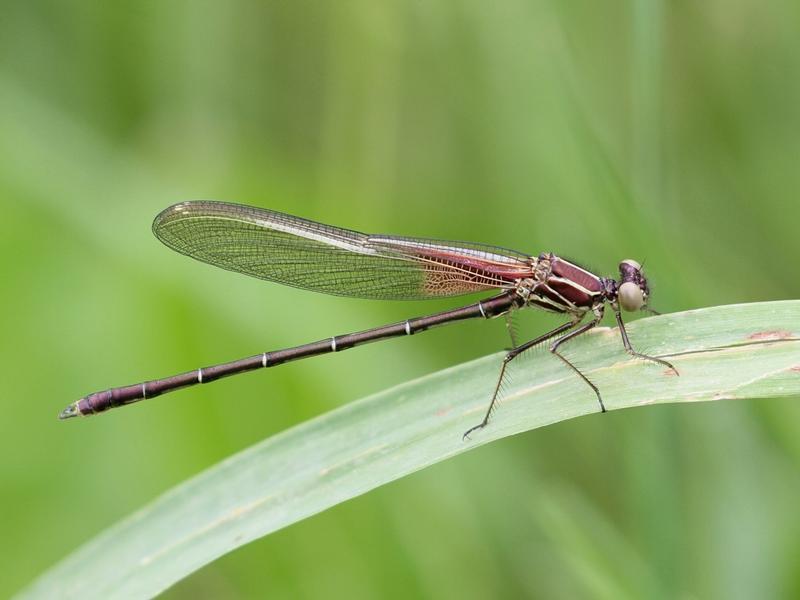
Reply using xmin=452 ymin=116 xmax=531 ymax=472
xmin=617 ymin=259 xmax=649 ymax=312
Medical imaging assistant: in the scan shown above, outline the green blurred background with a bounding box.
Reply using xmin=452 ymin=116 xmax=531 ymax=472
xmin=2 ymin=1 xmax=800 ymax=598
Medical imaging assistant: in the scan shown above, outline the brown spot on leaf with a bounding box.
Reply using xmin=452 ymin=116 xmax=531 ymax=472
xmin=748 ymin=330 xmax=793 ymax=341
xmin=436 ymin=406 xmax=452 ymax=417
xmin=791 ymin=366 xmax=800 ymax=373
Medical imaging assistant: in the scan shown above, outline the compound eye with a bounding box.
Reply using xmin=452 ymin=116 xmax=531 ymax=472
xmin=619 ymin=281 xmax=644 ymax=312
xmin=620 ymin=259 xmax=642 ymax=271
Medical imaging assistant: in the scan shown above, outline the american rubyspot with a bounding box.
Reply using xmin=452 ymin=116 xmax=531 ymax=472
xmin=60 ymin=201 xmax=677 ymax=438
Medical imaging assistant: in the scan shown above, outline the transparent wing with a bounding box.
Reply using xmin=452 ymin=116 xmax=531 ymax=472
xmin=153 ymin=201 xmax=533 ymax=300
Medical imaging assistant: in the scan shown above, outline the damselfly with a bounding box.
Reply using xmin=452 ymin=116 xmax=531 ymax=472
xmin=59 ymin=201 xmax=677 ymax=438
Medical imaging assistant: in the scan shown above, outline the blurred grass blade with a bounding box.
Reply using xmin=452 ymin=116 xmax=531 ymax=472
xmin=18 ymin=301 xmax=800 ymax=599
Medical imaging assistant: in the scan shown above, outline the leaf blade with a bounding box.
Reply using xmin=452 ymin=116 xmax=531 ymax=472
xmin=18 ymin=301 xmax=800 ymax=599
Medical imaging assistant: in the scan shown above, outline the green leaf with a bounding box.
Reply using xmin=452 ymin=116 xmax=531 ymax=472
xmin=18 ymin=301 xmax=800 ymax=599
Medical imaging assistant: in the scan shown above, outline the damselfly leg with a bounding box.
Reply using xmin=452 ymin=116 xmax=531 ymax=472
xmin=464 ymin=307 xmax=677 ymax=438
xmin=463 ymin=320 xmax=579 ymax=440
xmin=549 ymin=316 xmax=605 ymax=412
xmin=614 ymin=310 xmax=678 ymax=375
xmin=504 ymin=311 xmax=520 ymax=349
